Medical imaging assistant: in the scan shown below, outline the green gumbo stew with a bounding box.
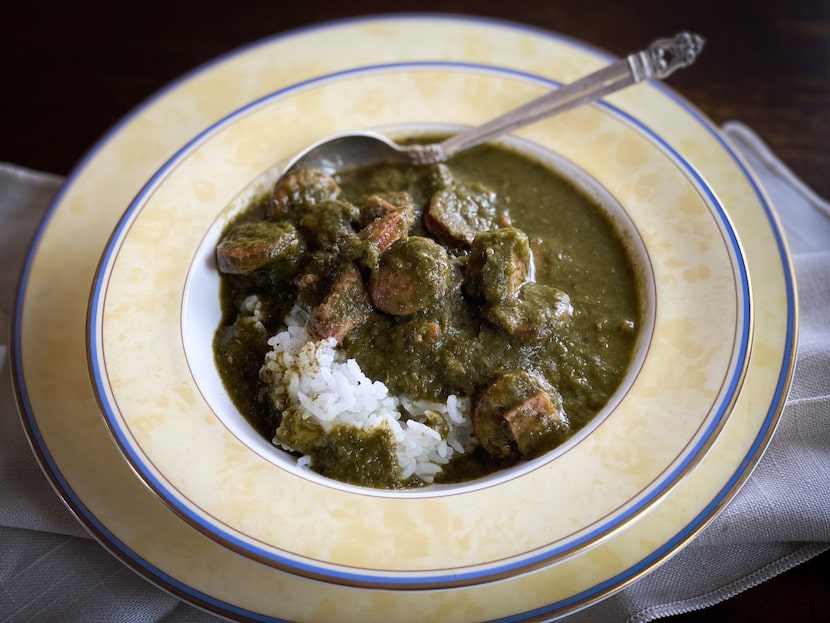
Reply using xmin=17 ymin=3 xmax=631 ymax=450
xmin=214 ymin=143 xmax=640 ymax=488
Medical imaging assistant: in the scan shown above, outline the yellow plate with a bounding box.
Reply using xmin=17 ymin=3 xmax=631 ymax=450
xmin=13 ymin=15 xmax=795 ymax=621
xmin=89 ymin=63 xmax=749 ymax=589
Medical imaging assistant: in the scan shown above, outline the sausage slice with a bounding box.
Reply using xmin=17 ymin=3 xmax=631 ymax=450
xmin=424 ymin=182 xmax=498 ymax=246
xmin=269 ymin=168 xmax=340 ymax=220
xmin=216 ymin=221 xmax=304 ymax=275
xmin=368 ymin=237 xmax=451 ymax=316
xmin=465 ymin=228 xmax=532 ymax=303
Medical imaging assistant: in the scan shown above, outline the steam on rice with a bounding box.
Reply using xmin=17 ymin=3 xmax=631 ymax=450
xmin=259 ymin=304 xmax=477 ymax=484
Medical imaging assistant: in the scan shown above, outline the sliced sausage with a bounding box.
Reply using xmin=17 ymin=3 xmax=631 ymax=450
xmin=465 ymin=228 xmax=532 ymax=303
xmin=269 ymin=168 xmax=340 ymax=220
xmin=424 ymin=181 xmax=498 ymax=247
xmin=368 ymin=237 xmax=451 ymax=316
xmin=216 ymin=221 xmax=304 ymax=275
xmin=485 ymin=283 xmax=572 ymax=340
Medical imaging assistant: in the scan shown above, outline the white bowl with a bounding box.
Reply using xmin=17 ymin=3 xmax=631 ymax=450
xmin=182 ymin=126 xmax=656 ymax=496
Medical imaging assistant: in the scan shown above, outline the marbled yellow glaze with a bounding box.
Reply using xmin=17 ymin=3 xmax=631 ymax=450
xmin=93 ymin=66 xmax=745 ymax=577
xmin=16 ymin=16 xmax=793 ymax=623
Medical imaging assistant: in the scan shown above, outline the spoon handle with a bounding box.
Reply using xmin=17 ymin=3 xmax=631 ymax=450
xmin=427 ymin=32 xmax=704 ymax=162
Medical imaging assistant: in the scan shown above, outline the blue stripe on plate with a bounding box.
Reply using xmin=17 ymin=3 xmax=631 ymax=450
xmin=13 ymin=14 xmax=793 ymax=620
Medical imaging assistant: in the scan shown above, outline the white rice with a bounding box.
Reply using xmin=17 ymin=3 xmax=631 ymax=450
xmin=259 ymin=304 xmax=477 ymax=484
xmin=237 ymin=294 xmax=267 ymax=334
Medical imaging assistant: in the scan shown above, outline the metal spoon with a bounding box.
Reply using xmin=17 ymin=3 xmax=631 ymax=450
xmin=282 ymin=32 xmax=704 ymax=175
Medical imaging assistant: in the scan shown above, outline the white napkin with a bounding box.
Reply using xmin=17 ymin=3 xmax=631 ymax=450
xmin=1 ymin=121 xmax=828 ymax=622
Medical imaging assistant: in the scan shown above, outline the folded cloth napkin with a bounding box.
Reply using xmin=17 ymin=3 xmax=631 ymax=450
xmin=1 ymin=121 xmax=828 ymax=622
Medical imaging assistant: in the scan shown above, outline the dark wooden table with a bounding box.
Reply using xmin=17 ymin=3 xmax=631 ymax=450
xmin=3 ymin=0 xmax=829 ymax=199
xmin=2 ymin=1 xmax=828 ymax=621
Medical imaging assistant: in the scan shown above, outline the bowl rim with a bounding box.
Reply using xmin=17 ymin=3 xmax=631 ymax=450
xmin=179 ymin=123 xmax=659 ymax=498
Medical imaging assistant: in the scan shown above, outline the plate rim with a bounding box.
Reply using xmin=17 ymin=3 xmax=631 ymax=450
xmin=10 ymin=12 xmax=797 ymax=622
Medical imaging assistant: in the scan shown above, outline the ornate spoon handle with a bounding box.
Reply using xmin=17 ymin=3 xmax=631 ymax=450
xmin=414 ymin=32 xmax=704 ymax=164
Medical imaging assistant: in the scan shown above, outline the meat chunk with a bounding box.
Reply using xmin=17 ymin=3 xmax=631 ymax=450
xmin=473 ymin=371 xmax=569 ymax=459
xmin=358 ymin=205 xmax=416 ymax=254
xmin=348 ymin=198 xmax=417 ymax=269
xmin=424 ymin=181 xmax=498 ymax=246
xmin=269 ymin=168 xmax=340 ymax=220
xmin=465 ymin=228 xmax=532 ymax=304
xmin=358 ymin=192 xmax=415 ymax=227
xmin=307 ymin=264 xmax=372 ymax=343
xmin=368 ymin=237 xmax=451 ymax=316
xmin=215 ymin=221 xmax=304 ymax=275
xmin=502 ymin=389 xmax=568 ymax=458
xmin=294 ymin=250 xmax=343 ymax=310
xmin=485 ymin=283 xmax=572 ymax=340
xmin=298 ymin=199 xmax=360 ymax=252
